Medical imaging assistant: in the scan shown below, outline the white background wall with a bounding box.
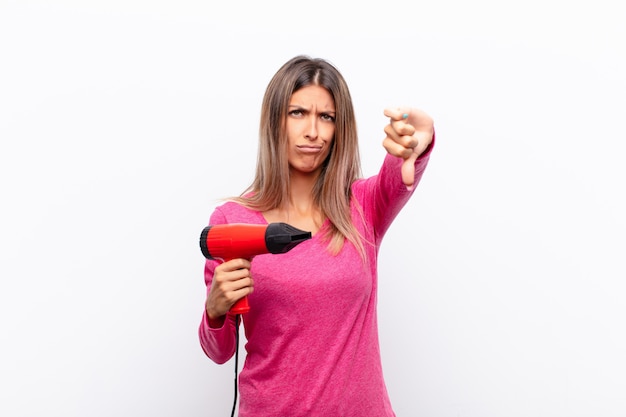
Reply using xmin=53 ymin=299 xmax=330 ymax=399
xmin=1 ymin=1 xmax=625 ymax=416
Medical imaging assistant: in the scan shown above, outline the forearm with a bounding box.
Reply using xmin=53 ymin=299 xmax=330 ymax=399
xmin=199 ymin=255 xmax=238 ymax=364
xmin=372 ymin=133 xmax=435 ymax=236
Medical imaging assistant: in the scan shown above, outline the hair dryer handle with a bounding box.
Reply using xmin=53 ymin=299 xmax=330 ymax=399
xmin=230 ymin=296 xmax=250 ymax=315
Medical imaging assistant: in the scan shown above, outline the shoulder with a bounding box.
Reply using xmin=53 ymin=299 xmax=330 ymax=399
xmin=209 ymin=200 xmax=264 ymax=225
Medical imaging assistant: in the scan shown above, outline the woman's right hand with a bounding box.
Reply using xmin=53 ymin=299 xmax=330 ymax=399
xmin=205 ymin=258 xmax=254 ymax=320
xmin=383 ymin=107 xmax=434 ymax=190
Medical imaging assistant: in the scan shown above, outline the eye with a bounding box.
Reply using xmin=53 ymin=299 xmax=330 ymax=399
xmin=288 ymin=109 xmax=303 ymax=117
xmin=321 ymin=113 xmax=336 ymax=122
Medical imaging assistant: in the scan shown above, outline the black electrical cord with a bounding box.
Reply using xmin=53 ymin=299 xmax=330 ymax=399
xmin=230 ymin=314 xmax=241 ymax=417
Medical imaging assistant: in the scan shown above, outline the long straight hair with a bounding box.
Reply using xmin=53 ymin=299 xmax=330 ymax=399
xmin=233 ymin=55 xmax=364 ymax=256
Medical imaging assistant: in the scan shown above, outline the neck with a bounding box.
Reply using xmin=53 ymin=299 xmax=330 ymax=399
xmin=287 ymin=171 xmax=314 ymax=208
xmin=261 ymin=168 xmax=324 ymax=233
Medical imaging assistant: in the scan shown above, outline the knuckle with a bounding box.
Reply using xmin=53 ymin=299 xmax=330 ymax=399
xmin=225 ymin=292 xmax=238 ymax=304
xmin=403 ymin=136 xmax=418 ymax=148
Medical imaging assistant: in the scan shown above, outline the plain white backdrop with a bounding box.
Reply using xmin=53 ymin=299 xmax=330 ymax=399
xmin=1 ymin=1 xmax=625 ymax=416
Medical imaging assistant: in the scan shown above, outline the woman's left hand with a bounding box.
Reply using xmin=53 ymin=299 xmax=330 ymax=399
xmin=383 ymin=107 xmax=434 ymax=190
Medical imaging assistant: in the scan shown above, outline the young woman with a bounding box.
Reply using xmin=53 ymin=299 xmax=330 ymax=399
xmin=199 ymin=55 xmax=435 ymax=416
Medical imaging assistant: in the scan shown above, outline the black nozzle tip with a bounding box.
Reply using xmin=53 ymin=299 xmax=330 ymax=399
xmin=265 ymin=222 xmax=312 ymax=254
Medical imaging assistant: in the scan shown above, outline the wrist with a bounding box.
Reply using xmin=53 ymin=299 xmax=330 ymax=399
xmin=205 ymin=301 xmax=226 ymax=328
xmin=207 ymin=310 xmax=226 ymax=328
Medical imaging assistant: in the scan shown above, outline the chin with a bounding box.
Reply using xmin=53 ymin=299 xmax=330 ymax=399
xmin=291 ymin=164 xmax=322 ymax=175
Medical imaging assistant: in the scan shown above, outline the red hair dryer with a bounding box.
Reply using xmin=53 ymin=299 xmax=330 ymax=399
xmin=199 ymin=223 xmax=312 ymax=314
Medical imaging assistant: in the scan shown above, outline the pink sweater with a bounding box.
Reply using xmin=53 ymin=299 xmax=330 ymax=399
xmin=199 ymin=147 xmax=433 ymax=416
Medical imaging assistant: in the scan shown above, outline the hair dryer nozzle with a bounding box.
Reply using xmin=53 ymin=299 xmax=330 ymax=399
xmin=265 ymin=222 xmax=312 ymax=254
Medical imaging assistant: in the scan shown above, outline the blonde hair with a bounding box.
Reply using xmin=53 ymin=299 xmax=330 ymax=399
xmin=233 ymin=56 xmax=364 ymax=256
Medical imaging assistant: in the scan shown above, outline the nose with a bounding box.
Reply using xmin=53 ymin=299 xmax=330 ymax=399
xmin=304 ymin=116 xmax=318 ymax=141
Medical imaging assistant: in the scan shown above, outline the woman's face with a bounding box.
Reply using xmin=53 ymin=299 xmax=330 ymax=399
xmin=285 ymin=85 xmax=335 ymax=176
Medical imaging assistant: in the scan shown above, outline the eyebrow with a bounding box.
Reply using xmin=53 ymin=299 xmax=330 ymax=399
xmin=288 ymin=104 xmax=336 ymax=114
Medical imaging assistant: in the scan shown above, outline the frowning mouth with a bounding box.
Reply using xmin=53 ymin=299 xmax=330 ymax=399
xmin=297 ymin=145 xmax=323 ymax=154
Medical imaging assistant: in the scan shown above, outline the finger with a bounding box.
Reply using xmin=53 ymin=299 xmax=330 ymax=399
xmin=214 ymin=265 xmax=251 ymax=287
xmin=383 ymin=122 xmax=417 ymax=148
xmin=225 ymin=275 xmax=254 ymax=293
xmin=386 ymin=120 xmax=416 ymax=139
xmin=383 ymin=136 xmax=414 ymax=159
xmin=402 ymin=151 xmax=419 ymax=190
xmin=383 ymin=107 xmax=409 ymax=121
xmin=222 ymin=258 xmax=251 ymax=271
xmin=225 ymin=277 xmax=255 ymax=304
xmin=389 ymin=108 xmax=435 ymax=139
xmin=384 ymin=124 xmax=418 ymax=148
xmin=227 ymin=269 xmax=251 ymax=284
xmin=216 ymin=259 xmax=251 ymax=278
xmin=383 ymin=108 xmax=416 ymax=140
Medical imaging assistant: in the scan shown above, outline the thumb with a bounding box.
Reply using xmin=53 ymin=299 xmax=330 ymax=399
xmin=402 ymin=151 xmax=418 ymax=191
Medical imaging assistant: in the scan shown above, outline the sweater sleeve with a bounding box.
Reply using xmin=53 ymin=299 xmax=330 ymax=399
xmin=197 ymin=206 xmax=239 ymax=364
xmin=362 ymin=133 xmax=435 ymax=244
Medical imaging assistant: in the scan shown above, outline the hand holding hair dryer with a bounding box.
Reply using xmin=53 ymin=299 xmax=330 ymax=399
xmin=199 ymin=223 xmax=312 ymax=314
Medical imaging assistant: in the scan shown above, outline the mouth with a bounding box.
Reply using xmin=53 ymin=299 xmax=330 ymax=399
xmin=297 ymin=145 xmax=323 ymax=154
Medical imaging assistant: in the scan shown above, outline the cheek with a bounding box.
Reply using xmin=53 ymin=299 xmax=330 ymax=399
xmin=285 ymin=120 xmax=297 ymax=141
xmin=323 ymin=137 xmax=335 ymax=160
xmin=322 ymin=124 xmax=336 ymax=141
